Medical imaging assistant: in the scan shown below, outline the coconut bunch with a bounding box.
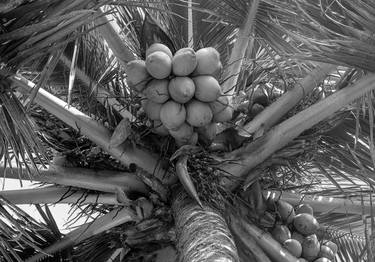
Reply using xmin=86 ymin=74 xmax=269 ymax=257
xmin=126 ymin=43 xmax=233 ymax=146
xmin=267 ymin=199 xmax=338 ymax=262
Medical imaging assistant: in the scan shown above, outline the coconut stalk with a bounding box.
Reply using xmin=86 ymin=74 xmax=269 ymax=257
xmin=239 ymin=63 xmax=336 ymax=136
xmin=223 ymin=73 xmax=375 ymax=187
xmin=10 ymin=74 xmax=172 ymax=183
xmin=1 ymin=165 xmax=148 ymax=193
xmin=265 ymin=190 xmax=375 ymax=216
xmin=172 ymin=190 xmax=239 ymax=262
xmin=26 ymin=206 xmax=137 ymax=262
xmin=230 ymin=215 xmax=299 ymax=262
xmin=96 ymin=10 xmax=136 ymax=67
xmin=60 ymin=55 xmax=136 ymax=121
xmin=0 ymin=187 xmax=121 ymax=205
xmin=221 ymin=0 xmax=260 ymax=95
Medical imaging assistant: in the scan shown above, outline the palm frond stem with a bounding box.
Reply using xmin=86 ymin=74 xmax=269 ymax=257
xmin=221 ymin=0 xmax=260 ymax=95
xmin=223 ymin=73 xmax=375 ymax=188
xmin=0 ymin=187 xmax=121 ymax=205
xmin=26 ymin=206 xmax=137 ymax=262
xmin=10 ymin=74 xmax=170 ymax=183
xmin=239 ymin=63 xmax=336 ymax=137
xmin=0 ymin=165 xmax=148 ymax=193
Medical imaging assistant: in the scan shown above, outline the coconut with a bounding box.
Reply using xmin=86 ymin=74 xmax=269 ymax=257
xmin=146 ymin=43 xmax=173 ymax=59
xmin=301 ymin=234 xmax=320 ymax=261
xmin=197 ymin=122 xmax=217 ymax=144
xmin=186 ymin=99 xmax=213 ymax=127
xmin=283 ymin=239 xmax=302 ymax=258
xmin=296 ymin=203 xmax=314 ymax=215
xmin=250 ymin=103 xmax=265 ymax=117
xmin=126 ymin=60 xmax=150 ymax=92
xmin=212 ymin=105 xmax=233 ymax=123
xmin=322 ymin=241 xmax=337 ymax=254
xmin=172 ymin=47 xmax=197 ymax=76
xmin=271 ymin=224 xmax=291 ymax=244
xmin=297 ymin=259 xmax=308 ymax=262
xmin=152 ymin=120 xmax=169 ymax=136
xmin=169 ymin=122 xmax=194 ymax=142
xmin=318 ymin=245 xmax=335 ymax=261
xmin=276 ymin=200 xmax=295 ymax=224
xmin=144 ymin=79 xmax=170 ymax=103
xmin=160 ymin=100 xmax=186 ymax=130
xmin=193 ymin=47 xmax=221 ymax=76
xmin=146 ymin=51 xmax=172 ymax=79
xmin=168 ymin=77 xmax=195 ymax=103
xmin=293 ymin=213 xmax=320 ymax=236
xmin=292 ymin=231 xmax=305 ymax=245
xmin=193 ymin=75 xmax=221 ymax=102
xmin=144 ymin=100 xmax=163 ymax=120
xmin=209 ymin=95 xmax=230 ymax=115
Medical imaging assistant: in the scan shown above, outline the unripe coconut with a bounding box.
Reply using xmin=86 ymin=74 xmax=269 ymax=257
xmin=176 ymin=132 xmax=198 ymax=147
xmin=213 ymin=105 xmax=233 ymax=123
xmin=283 ymin=239 xmax=302 ymax=258
xmin=296 ymin=203 xmax=314 ymax=215
xmin=146 ymin=51 xmax=172 ymax=79
xmin=152 ymin=120 xmax=169 ymax=136
xmin=318 ymin=245 xmax=335 ymax=261
xmin=160 ymin=100 xmax=186 ymax=130
xmin=168 ymin=77 xmax=195 ymax=103
xmin=302 ymin=234 xmax=320 ymax=261
xmin=250 ymin=103 xmax=265 ymax=117
xmin=197 ymin=122 xmax=217 ymax=143
xmin=194 ymin=47 xmax=221 ymax=76
xmin=209 ymin=95 xmax=230 ymax=115
xmin=313 ymin=258 xmax=332 ymax=262
xmin=146 ymin=43 xmax=173 ymax=59
xmin=276 ymin=200 xmax=295 ymax=224
xmin=169 ymin=122 xmax=194 ymax=142
xmin=193 ymin=75 xmax=221 ymax=102
xmin=144 ymin=100 xmax=163 ymax=120
xmin=271 ymin=224 xmax=291 ymax=244
xmin=294 ymin=213 xmax=320 ymax=236
xmin=126 ymin=60 xmax=150 ymax=92
xmin=186 ymin=99 xmax=213 ymax=127
xmin=292 ymin=231 xmax=305 ymax=245
xmin=172 ymin=47 xmax=197 ymax=76
xmin=322 ymin=241 xmax=337 ymax=254
xmin=144 ymin=79 xmax=170 ymax=103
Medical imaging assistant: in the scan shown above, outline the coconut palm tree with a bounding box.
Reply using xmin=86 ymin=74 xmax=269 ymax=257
xmin=0 ymin=0 xmax=374 ymax=261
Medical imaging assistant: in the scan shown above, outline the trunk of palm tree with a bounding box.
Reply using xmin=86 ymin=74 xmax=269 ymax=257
xmin=172 ymin=190 xmax=239 ymax=262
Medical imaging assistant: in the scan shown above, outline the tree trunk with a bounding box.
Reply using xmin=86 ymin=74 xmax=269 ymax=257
xmin=172 ymin=190 xmax=239 ymax=262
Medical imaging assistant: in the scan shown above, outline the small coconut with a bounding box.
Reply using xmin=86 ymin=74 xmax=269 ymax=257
xmin=250 ymin=103 xmax=265 ymax=117
xmin=144 ymin=100 xmax=163 ymax=120
xmin=168 ymin=77 xmax=195 ymax=103
xmin=296 ymin=203 xmax=314 ymax=215
xmin=276 ymin=200 xmax=295 ymax=224
xmin=212 ymin=105 xmax=233 ymax=123
xmin=209 ymin=95 xmax=230 ymax=115
xmin=169 ymin=122 xmax=194 ymax=142
xmin=283 ymin=239 xmax=302 ymax=258
xmin=293 ymin=213 xmax=320 ymax=236
xmin=146 ymin=43 xmax=173 ymax=59
xmin=160 ymin=100 xmax=186 ymax=130
xmin=318 ymin=245 xmax=335 ymax=261
xmin=172 ymin=47 xmax=197 ymax=76
xmin=197 ymin=122 xmax=217 ymax=144
xmin=193 ymin=47 xmax=221 ymax=76
xmin=146 ymin=51 xmax=172 ymax=79
xmin=301 ymin=234 xmax=320 ymax=261
xmin=322 ymin=241 xmax=338 ymax=254
xmin=251 ymin=88 xmax=269 ymax=107
xmin=292 ymin=231 xmax=305 ymax=245
xmin=144 ymin=79 xmax=170 ymax=103
xmin=186 ymin=99 xmax=213 ymax=127
xmin=193 ymin=75 xmax=221 ymax=102
xmin=271 ymin=224 xmax=291 ymax=244
xmin=126 ymin=60 xmax=150 ymax=92
xmin=152 ymin=120 xmax=169 ymax=136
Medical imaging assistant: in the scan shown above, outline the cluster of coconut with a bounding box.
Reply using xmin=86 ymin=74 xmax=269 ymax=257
xmin=269 ymin=200 xmax=338 ymax=262
xmin=126 ymin=43 xmax=232 ymax=146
